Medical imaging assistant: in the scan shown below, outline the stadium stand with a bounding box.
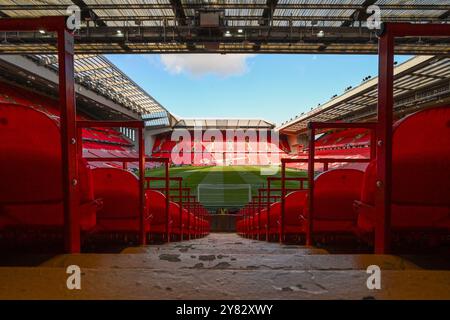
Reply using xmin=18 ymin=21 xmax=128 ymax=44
xmin=151 ymin=130 xmax=290 ymax=166
xmin=91 ymin=167 xmax=153 ymax=238
xmin=0 ymin=104 xmax=99 ymax=233
xmin=239 ymin=106 xmax=450 ymax=246
xmin=355 ymin=106 xmax=450 ymax=237
xmin=0 ymin=85 xmax=209 ymax=247
xmin=285 ymin=128 xmax=371 ymax=171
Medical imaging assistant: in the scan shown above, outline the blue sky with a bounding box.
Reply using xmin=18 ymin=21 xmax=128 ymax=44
xmin=107 ymin=54 xmax=411 ymax=126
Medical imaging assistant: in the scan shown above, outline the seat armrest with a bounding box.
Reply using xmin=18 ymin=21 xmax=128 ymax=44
xmin=81 ymin=198 xmax=103 ymax=211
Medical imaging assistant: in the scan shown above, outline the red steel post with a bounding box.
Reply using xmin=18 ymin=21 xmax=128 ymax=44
xmin=138 ymin=127 xmax=146 ymax=245
xmin=280 ymin=161 xmax=286 ymax=243
xmin=266 ymin=179 xmax=271 ymax=241
xmin=306 ymin=127 xmax=315 ymax=246
xmin=58 ymin=26 xmax=80 ymax=254
xmin=375 ymin=29 xmax=394 ymax=254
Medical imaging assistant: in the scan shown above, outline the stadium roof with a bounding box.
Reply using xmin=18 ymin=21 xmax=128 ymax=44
xmin=174 ymin=118 xmax=275 ymax=129
xmin=278 ymin=55 xmax=450 ymax=134
xmin=0 ymin=1 xmax=449 ymax=54
xmin=27 ymin=54 xmax=172 ymax=127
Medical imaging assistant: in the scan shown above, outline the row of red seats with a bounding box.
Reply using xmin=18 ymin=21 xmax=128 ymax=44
xmin=82 ymin=128 xmax=132 ymax=146
xmin=315 ymin=128 xmax=370 ymax=149
xmin=0 ymin=82 xmax=134 ymax=153
xmin=93 ymin=168 xmax=209 ymax=241
xmin=151 ymin=132 xmax=291 ymax=165
xmin=0 ymin=103 xmax=210 ymax=247
xmin=238 ymin=106 xmax=450 ymax=248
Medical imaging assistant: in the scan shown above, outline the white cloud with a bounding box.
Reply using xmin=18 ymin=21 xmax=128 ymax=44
xmin=159 ymin=54 xmax=255 ymax=77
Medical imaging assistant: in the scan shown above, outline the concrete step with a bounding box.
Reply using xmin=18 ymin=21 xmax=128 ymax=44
xmin=37 ymin=252 xmax=420 ymax=271
xmin=0 ymin=267 xmax=449 ymax=300
xmin=0 ymin=233 xmax=448 ymax=300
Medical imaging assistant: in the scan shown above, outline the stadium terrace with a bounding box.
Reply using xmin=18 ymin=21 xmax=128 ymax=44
xmin=0 ymin=1 xmax=449 ymax=302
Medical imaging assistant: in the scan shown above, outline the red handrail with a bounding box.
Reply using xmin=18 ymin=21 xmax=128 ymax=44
xmin=280 ymin=122 xmax=376 ymax=244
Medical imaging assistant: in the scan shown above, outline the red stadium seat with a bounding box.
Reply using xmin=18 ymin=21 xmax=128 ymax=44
xmin=257 ymin=208 xmax=268 ymax=239
xmin=268 ymin=202 xmax=281 ymax=239
xmin=306 ymin=169 xmax=363 ymax=233
xmin=263 ymin=170 xmax=362 ymax=241
xmin=187 ymin=212 xmax=195 ymax=238
xmin=182 ymin=208 xmax=190 ymax=239
xmin=147 ymin=190 xmax=169 ymax=236
xmin=92 ymin=168 xmax=170 ymax=239
xmin=283 ymin=190 xmax=308 ymax=235
xmin=169 ymin=201 xmax=181 ymax=239
xmin=92 ymin=168 xmax=146 ymax=233
xmin=0 ymin=103 xmax=97 ymax=231
xmin=356 ymin=106 xmax=450 ymax=234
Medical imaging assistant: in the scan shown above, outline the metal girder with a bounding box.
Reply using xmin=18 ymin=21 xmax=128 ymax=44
xmin=261 ymin=0 xmax=278 ymax=27
xmin=0 ymin=4 xmax=449 ymax=11
xmin=440 ymin=10 xmax=450 ymax=20
xmin=80 ymin=14 xmax=450 ymax=23
xmin=70 ymin=0 xmax=131 ymax=52
xmin=169 ymin=0 xmax=187 ymax=26
xmin=71 ymin=0 xmax=107 ymax=27
xmin=0 ymin=24 xmax=448 ymax=55
xmin=341 ymin=0 xmax=377 ymax=27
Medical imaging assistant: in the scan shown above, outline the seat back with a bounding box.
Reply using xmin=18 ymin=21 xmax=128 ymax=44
xmin=284 ymin=190 xmax=307 ymax=224
xmin=314 ymin=169 xmax=364 ymax=221
xmin=392 ymin=106 xmax=450 ymax=206
xmin=169 ymin=201 xmax=181 ymax=224
xmin=0 ymin=103 xmax=63 ymax=203
xmin=0 ymin=103 xmax=94 ymax=205
xmin=147 ymin=190 xmax=167 ymax=224
xmin=92 ymin=168 xmax=140 ymax=219
xmin=361 ymin=106 xmax=450 ymax=207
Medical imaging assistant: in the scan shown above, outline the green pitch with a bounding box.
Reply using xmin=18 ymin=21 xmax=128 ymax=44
xmin=146 ymin=165 xmax=306 ymax=209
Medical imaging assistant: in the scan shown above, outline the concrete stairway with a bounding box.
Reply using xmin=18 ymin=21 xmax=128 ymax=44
xmin=0 ymin=233 xmax=449 ymax=299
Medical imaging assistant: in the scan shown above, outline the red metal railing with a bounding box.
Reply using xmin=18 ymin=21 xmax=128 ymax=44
xmin=265 ymin=177 xmax=308 ymax=242
xmin=280 ymin=122 xmax=376 ymax=245
xmin=0 ymin=16 xmax=78 ymax=253
xmin=77 ymin=120 xmax=172 ymax=245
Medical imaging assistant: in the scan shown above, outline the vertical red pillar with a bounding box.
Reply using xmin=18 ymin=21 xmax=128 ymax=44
xmin=138 ymin=127 xmax=146 ymax=245
xmin=306 ymin=127 xmax=315 ymax=246
xmin=58 ymin=28 xmax=80 ymax=254
xmin=178 ymin=179 xmax=183 ymax=240
xmin=266 ymin=179 xmax=271 ymax=241
xmin=187 ymin=190 xmax=191 ymax=240
xmin=375 ymin=30 xmax=394 ymax=254
xmin=370 ymin=128 xmax=377 ymax=160
xmin=257 ymin=189 xmax=262 ymax=240
xmin=280 ymin=161 xmax=286 ymax=243
xmin=165 ymin=161 xmax=170 ymax=242
xmin=76 ymin=126 xmax=83 ymax=161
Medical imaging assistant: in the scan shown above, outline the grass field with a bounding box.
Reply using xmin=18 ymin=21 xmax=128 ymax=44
xmin=146 ymin=165 xmax=307 ymax=209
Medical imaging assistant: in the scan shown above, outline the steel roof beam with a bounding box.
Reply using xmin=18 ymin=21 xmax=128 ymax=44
xmin=260 ymin=0 xmax=279 ymax=26
xmin=1 ymin=4 xmax=449 ymax=10
xmin=439 ymin=10 xmax=450 ymax=20
xmin=341 ymin=0 xmax=377 ymax=27
xmin=86 ymin=14 xmax=449 ymax=23
xmin=169 ymin=0 xmax=187 ymax=26
xmin=71 ymin=0 xmax=107 ymax=27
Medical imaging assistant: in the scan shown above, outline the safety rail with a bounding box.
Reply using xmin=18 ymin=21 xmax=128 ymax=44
xmin=280 ymin=121 xmax=376 ymax=245
xmin=77 ymin=120 xmax=172 ymax=244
